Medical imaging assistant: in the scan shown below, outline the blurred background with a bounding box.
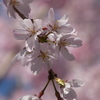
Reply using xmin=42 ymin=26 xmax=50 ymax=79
xmin=0 ymin=0 xmax=100 ymax=100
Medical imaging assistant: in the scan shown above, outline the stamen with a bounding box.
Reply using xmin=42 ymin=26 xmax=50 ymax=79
xmin=52 ymin=23 xmax=58 ymax=31
xmin=59 ymin=39 xmax=70 ymax=47
xmin=10 ymin=0 xmax=19 ymax=6
xmin=38 ymin=51 xmax=49 ymax=61
xmin=28 ymin=28 xmax=35 ymax=34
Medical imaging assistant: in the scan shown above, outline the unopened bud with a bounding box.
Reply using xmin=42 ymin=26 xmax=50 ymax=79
xmin=55 ymin=78 xmax=65 ymax=86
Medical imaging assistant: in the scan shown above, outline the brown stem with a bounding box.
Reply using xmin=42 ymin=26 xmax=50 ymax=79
xmin=51 ymin=71 xmax=63 ymax=100
xmin=13 ymin=5 xmax=27 ymax=19
xmin=38 ymin=77 xmax=51 ymax=98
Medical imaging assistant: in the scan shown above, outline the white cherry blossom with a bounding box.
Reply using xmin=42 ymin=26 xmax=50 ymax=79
xmin=14 ymin=18 xmax=43 ymax=52
xmin=3 ymin=0 xmax=33 ymax=18
xmin=60 ymin=79 xmax=84 ymax=100
xmin=12 ymin=42 xmax=56 ymax=75
xmin=37 ymin=29 xmax=58 ymax=55
xmin=47 ymin=8 xmax=74 ymax=35
xmin=18 ymin=95 xmax=41 ymax=100
xmin=12 ymin=8 xmax=83 ymax=75
xmin=68 ymin=79 xmax=85 ymax=87
xmin=2 ymin=2 xmax=84 ymax=99
xmin=56 ymin=33 xmax=82 ymax=61
xmin=30 ymin=43 xmax=56 ymax=75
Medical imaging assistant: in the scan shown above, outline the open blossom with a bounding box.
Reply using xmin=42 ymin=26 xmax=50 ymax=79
xmin=56 ymin=34 xmax=82 ymax=61
xmin=18 ymin=95 xmax=41 ymax=100
xmin=12 ymin=43 xmax=56 ymax=75
xmin=30 ymin=43 xmax=56 ymax=75
xmin=60 ymin=79 xmax=84 ymax=100
xmin=46 ymin=8 xmax=74 ymax=35
xmin=3 ymin=0 xmax=33 ymax=18
xmin=14 ymin=18 xmax=43 ymax=52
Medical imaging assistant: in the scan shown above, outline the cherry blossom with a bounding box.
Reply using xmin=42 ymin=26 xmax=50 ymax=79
xmin=18 ymin=95 xmax=41 ymax=100
xmin=2 ymin=0 xmax=84 ymax=99
xmin=60 ymin=79 xmax=84 ymax=100
xmin=56 ymin=34 xmax=82 ymax=61
xmin=3 ymin=0 xmax=33 ymax=18
xmin=30 ymin=43 xmax=56 ymax=75
xmin=12 ymin=8 xmax=83 ymax=75
xmin=12 ymin=42 xmax=56 ymax=75
xmin=14 ymin=18 xmax=43 ymax=52
xmin=46 ymin=8 xmax=74 ymax=35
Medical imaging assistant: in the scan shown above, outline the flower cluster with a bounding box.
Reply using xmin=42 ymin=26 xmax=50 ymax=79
xmin=3 ymin=1 xmax=84 ymax=100
xmin=12 ymin=8 xmax=82 ymax=75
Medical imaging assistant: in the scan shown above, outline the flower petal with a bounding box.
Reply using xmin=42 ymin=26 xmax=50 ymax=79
xmin=3 ymin=0 xmax=7 ymax=6
xmin=21 ymin=55 xmax=29 ymax=66
xmin=61 ymin=14 xmax=68 ymax=20
xmin=13 ymin=29 xmax=31 ymax=40
xmin=65 ymin=82 xmax=71 ymax=89
xmin=34 ymin=19 xmax=43 ymax=31
xmin=16 ymin=4 xmax=30 ymax=18
xmin=61 ymin=34 xmax=74 ymax=40
xmin=25 ymin=36 xmax=34 ymax=52
xmin=22 ymin=0 xmax=33 ymax=4
xmin=18 ymin=94 xmax=40 ymax=100
xmin=55 ymin=45 xmax=60 ymax=60
xmin=19 ymin=19 xmax=33 ymax=30
xmin=64 ymin=88 xmax=77 ymax=100
xmin=67 ymin=38 xmax=82 ymax=47
xmin=31 ymin=59 xmax=43 ymax=75
xmin=61 ymin=47 xmax=75 ymax=61
xmin=7 ymin=5 xmax=16 ymax=18
xmin=58 ymin=15 xmax=69 ymax=27
xmin=44 ymin=59 xmax=52 ymax=70
xmin=58 ymin=25 xmax=74 ymax=33
xmin=68 ymin=79 xmax=85 ymax=87
xmin=48 ymin=8 xmax=55 ymax=22
xmin=20 ymin=48 xmax=27 ymax=56
xmin=11 ymin=52 xmax=21 ymax=64
xmin=12 ymin=48 xmax=27 ymax=65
